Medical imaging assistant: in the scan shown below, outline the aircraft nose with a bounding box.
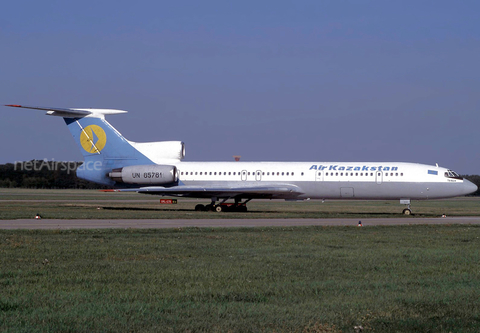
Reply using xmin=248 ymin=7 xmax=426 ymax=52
xmin=463 ymin=179 xmax=478 ymax=195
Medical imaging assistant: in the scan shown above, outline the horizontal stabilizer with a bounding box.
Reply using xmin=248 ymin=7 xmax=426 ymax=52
xmin=5 ymin=105 xmax=127 ymax=118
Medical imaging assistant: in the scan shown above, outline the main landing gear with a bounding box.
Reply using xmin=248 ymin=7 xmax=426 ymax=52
xmin=195 ymin=198 xmax=251 ymax=212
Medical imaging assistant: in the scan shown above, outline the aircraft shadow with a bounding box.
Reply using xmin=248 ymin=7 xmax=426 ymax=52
xmin=100 ymin=206 xmax=193 ymax=212
xmin=100 ymin=206 xmax=277 ymax=214
xmin=98 ymin=206 xmax=429 ymax=217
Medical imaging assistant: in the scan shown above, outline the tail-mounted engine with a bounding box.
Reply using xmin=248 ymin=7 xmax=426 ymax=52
xmin=109 ymin=165 xmax=177 ymax=185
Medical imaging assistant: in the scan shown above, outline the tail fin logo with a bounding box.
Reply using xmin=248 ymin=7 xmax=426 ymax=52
xmin=80 ymin=125 xmax=107 ymax=154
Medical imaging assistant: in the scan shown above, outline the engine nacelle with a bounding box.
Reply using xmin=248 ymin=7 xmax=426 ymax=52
xmin=109 ymin=165 xmax=177 ymax=185
xmin=130 ymin=141 xmax=185 ymax=162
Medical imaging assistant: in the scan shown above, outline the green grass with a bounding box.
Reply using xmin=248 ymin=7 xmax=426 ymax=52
xmin=1 ymin=226 xmax=480 ymax=332
xmin=1 ymin=189 xmax=480 ymax=219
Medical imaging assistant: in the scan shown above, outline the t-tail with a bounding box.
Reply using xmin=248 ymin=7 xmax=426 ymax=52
xmin=5 ymin=105 xmax=184 ymax=186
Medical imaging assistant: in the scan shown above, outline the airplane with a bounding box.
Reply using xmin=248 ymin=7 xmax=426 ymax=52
xmin=5 ymin=104 xmax=478 ymax=214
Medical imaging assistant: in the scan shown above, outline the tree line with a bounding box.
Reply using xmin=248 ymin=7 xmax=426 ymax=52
xmin=0 ymin=161 xmax=108 ymax=189
xmin=0 ymin=160 xmax=479 ymax=196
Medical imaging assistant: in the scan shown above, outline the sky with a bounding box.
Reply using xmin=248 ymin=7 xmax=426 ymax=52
xmin=1 ymin=1 xmax=479 ymax=174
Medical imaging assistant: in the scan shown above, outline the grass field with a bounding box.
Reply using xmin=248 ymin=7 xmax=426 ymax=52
xmin=2 ymin=189 xmax=480 ymax=332
xmin=1 ymin=225 xmax=480 ymax=332
xmin=1 ymin=188 xmax=480 ymax=219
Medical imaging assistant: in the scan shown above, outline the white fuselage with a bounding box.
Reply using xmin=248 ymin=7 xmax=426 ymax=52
xmin=173 ymin=161 xmax=475 ymax=200
xmin=6 ymin=105 xmax=476 ymax=205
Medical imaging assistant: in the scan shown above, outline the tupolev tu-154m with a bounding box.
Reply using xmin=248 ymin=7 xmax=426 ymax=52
xmin=6 ymin=105 xmax=477 ymax=214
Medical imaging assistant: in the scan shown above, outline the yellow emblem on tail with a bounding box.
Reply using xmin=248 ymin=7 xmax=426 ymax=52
xmin=80 ymin=125 xmax=107 ymax=153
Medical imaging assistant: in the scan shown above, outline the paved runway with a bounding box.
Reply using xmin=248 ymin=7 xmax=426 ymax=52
xmin=1 ymin=217 xmax=480 ymax=229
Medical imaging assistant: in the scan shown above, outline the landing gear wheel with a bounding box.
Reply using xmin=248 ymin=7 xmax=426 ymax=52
xmin=215 ymin=205 xmax=223 ymax=213
xmin=403 ymin=208 xmax=412 ymax=215
xmin=195 ymin=204 xmax=205 ymax=212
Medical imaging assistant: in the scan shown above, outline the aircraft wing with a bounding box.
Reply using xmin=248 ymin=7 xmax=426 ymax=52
xmin=108 ymin=184 xmax=304 ymax=199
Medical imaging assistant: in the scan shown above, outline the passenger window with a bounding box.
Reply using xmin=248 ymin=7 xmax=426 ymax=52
xmin=292 ymin=172 xmax=294 ymax=176
xmin=301 ymin=172 xmax=304 ymax=176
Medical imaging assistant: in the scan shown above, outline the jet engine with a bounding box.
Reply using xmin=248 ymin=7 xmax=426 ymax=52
xmin=108 ymin=165 xmax=177 ymax=185
xmin=130 ymin=141 xmax=186 ymax=162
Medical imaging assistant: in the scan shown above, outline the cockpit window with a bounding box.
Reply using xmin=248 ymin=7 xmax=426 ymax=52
xmin=445 ymin=170 xmax=462 ymax=179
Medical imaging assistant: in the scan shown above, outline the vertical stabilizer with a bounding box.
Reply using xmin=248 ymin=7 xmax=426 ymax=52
xmin=64 ymin=117 xmax=154 ymax=185
xmin=5 ymin=104 xmax=154 ymax=185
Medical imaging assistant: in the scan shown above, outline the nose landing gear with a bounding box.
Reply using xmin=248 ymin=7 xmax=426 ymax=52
xmin=400 ymin=199 xmax=412 ymax=215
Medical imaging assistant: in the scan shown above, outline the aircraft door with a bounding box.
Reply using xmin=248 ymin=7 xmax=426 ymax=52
xmin=376 ymin=171 xmax=383 ymax=184
xmin=255 ymin=170 xmax=262 ymax=181
xmin=241 ymin=170 xmax=247 ymax=181
xmin=315 ymin=170 xmax=323 ymax=181
xmin=340 ymin=187 xmax=354 ymax=198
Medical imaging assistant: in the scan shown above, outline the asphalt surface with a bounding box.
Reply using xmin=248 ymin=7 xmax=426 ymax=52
xmin=1 ymin=217 xmax=480 ymax=229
